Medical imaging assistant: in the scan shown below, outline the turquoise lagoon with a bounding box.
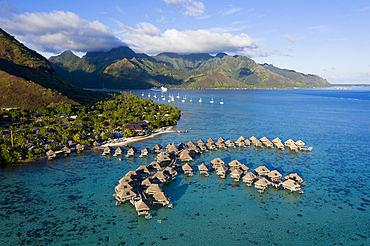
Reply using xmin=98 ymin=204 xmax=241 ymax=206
xmin=1 ymin=87 xmax=370 ymax=245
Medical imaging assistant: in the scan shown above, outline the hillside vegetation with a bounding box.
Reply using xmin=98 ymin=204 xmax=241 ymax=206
xmin=0 ymin=28 xmax=109 ymax=108
xmin=50 ymin=46 xmax=330 ymax=90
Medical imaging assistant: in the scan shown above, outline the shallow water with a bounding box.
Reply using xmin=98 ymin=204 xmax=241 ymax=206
xmin=1 ymin=87 xmax=370 ymax=245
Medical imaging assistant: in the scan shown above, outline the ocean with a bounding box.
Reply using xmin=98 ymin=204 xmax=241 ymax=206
xmin=1 ymin=87 xmax=369 ymax=245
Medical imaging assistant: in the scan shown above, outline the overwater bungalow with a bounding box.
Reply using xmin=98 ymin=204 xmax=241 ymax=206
xmin=251 ymin=139 xmax=263 ymax=147
xmin=249 ymin=136 xmax=258 ymax=141
xmin=136 ymin=165 xmax=150 ymax=175
xmin=254 ymin=165 xmax=270 ymax=176
xmin=205 ymin=141 xmax=216 ymax=150
xmin=163 ymin=166 xmax=178 ymax=178
xmin=228 ymin=159 xmax=242 ymax=169
xmin=299 ymin=146 xmax=313 ymax=152
xmin=216 ymin=165 xmax=228 ymax=178
xmin=243 ymin=172 xmax=257 ymax=185
xmin=281 ymin=179 xmax=301 ymax=192
xmin=102 ymin=146 xmax=112 ymax=156
xmin=152 ymin=192 xmax=170 ymax=206
xmin=187 ymin=141 xmax=196 ymax=148
xmin=115 ymin=182 xmax=133 ymax=193
xmin=76 ymin=144 xmax=85 ymax=153
xmin=197 ymin=143 xmax=207 ymax=152
xmin=113 ymin=146 xmax=124 ymax=157
xmin=284 ymin=173 xmax=304 ymax=183
xmin=295 ymin=140 xmax=305 ymax=146
xmin=274 ymin=141 xmax=285 ymax=150
xmin=126 ymin=147 xmax=137 ymax=157
xmin=46 ymin=149 xmax=56 ymax=160
xmin=187 ymin=144 xmax=201 ymax=153
xmin=207 ymin=138 xmax=215 ymax=144
xmin=179 ymin=149 xmax=194 ymax=162
xmin=215 ymin=137 xmax=226 ymax=148
xmin=225 ymin=140 xmax=235 ymax=148
xmin=125 ymin=170 xmax=139 ymax=179
xmin=147 ymin=161 xmax=162 ymax=172
xmin=114 ymin=189 xmax=137 ymax=202
xmin=156 ymin=151 xmax=172 ymax=164
xmin=197 ymin=139 xmax=205 ymax=146
xmin=210 ymin=157 xmax=225 ymax=168
xmin=235 ymin=136 xmax=246 ymax=147
xmin=198 ymin=163 xmax=209 ymax=176
xmin=166 ymin=143 xmax=178 ymax=153
xmin=93 ymin=141 xmax=100 ymax=147
xmin=151 ymin=171 xmax=169 ymax=183
xmin=254 ymin=177 xmax=271 ymax=192
xmin=134 ymin=199 xmax=150 ymax=216
xmin=272 ymin=138 xmax=282 ymax=144
xmin=152 ymin=144 xmax=163 ymax=153
xmin=263 ymin=140 xmax=274 ymax=148
xmin=260 ymin=136 xmax=270 ymax=143
xmin=182 ymin=163 xmax=194 ymax=176
xmin=139 ymin=148 xmax=151 ymax=157
xmin=284 ymin=139 xmax=295 ymax=146
xmin=244 ymin=139 xmax=251 ymax=146
xmin=145 ymin=184 xmax=164 ymax=195
xmin=61 ymin=146 xmax=71 ymax=156
xmin=267 ymin=170 xmax=283 ymax=181
xmin=230 ymin=168 xmax=243 ymax=181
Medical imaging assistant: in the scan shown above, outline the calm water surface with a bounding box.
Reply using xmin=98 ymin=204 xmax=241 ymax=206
xmin=1 ymin=87 xmax=369 ymax=245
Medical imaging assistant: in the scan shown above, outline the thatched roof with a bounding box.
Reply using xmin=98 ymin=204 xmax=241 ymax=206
xmin=207 ymin=138 xmax=214 ymax=144
xmin=177 ymin=142 xmax=186 ymax=149
xmin=243 ymin=172 xmax=257 ymax=181
xmin=230 ymin=168 xmax=242 ymax=177
xmin=103 ymin=146 xmax=112 ymax=152
xmin=235 ymin=136 xmax=245 ymax=143
xmin=141 ymin=178 xmax=152 ymax=187
xmin=141 ymin=148 xmax=151 ymax=154
xmin=119 ymin=176 xmax=133 ymax=184
xmin=46 ymin=149 xmax=55 ymax=156
xmin=217 ymin=137 xmax=225 ymax=142
xmin=93 ymin=141 xmax=100 ymax=147
xmin=163 ymin=166 xmax=177 ymax=176
xmin=61 ymin=146 xmax=71 ymax=152
xmin=284 ymin=139 xmax=295 ymax=146
xmin=151 ymin=171 xmax=169 ymax=182
xmin=147 ymin=161 xmax=161 ymax=170
xmin=167 ymin=143 xmax=178 ymax=153
xmin=135 ymin=200 xmax=150 ymax=212
xmin=116 ymin=189 xmax=137 ymax=200
xmin=295 ymin=140 xmax=305 ymax=146
xmin=187 ymin=141 xmax=196 ymax=147
xmin=179 ymin=150 xmax=194 ymax=161
xmin=145 ymin=184 xmax=163 ymax=194
xmin=284 ymin=173 xmax=303 ymax=183
xmin=115 ymin=182 xmax=133 ymax=192
xmin=254 ymin=177 xmax=270 ymax=188
xmin=153 ymin=192 xmax=169 ymax=203
xmin=136 ymin=165 xmax=150 ymax=174
xmin=198 ymin=163 xmax=208 ymax=171
xmin=225 ymin=140 xmax=235 ymax=146
xmin=244 ymin=139 xmax=251 ymax=145
xmin=260 ymin=136 xmax=269 ymax=142
xmin=254 ymin=165 xmax=270 ymax=175
xmin=282 ymin=179 xmax=301 ymax=191
xmin=249 ymin=136 xmax=258 ymax=141
xmin=210 ymin=157 xmax=224 ymax=166
xmin=216 ymin=165 xmax=228 ymax=173
xmin=187 ymin=145 xmax=200 ymax=153
xmin=182 ymin=163 xmax=193 ymax=172
xmin=267 ymin=170 xmax=282 ymax=179
xmin=157 ymin=151 xmax=172 ymax=163
xmin=153 ymin=144 xmax=162 ymax=152
xmin=127 ymin=147 xmax=136 ymax=154
xmin=272 ymin=138 xmax=282 ymax=143
xmin=228 ymin=159 xmax=242 ymax=168
xmin=197 ymin=139 xmax=205 ymax=145
xmin=115 ymin=147 xmax=124 ymax=154
xmin=240 ymin=164 xmax=249 ymax=172
xmin=125 ymin=170 xmax=138 ymax=177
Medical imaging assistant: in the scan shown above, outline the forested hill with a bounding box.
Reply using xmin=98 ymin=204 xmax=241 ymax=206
xmin=49 ymin=46 xmax=331 ymax=90
xmin=0 ymin=29 xmax=108 ymax=108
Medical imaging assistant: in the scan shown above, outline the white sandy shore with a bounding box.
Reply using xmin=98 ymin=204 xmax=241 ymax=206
xmin=98 ymin=126 xmax=175 ymax=148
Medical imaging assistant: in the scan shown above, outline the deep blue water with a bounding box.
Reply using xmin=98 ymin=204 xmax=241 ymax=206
xmin=1 ymin=87 xmax=370 ymax=245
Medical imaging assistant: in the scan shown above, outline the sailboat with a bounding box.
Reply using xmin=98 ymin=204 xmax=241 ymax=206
xmin=220 ymin=99 xmax=224 ymax=105
xmin=210 ymin=97 xmax=214 ymax=104
xmin=176 ymin=93 xmax=180 ymax=99
xmin=199 ymin=98 xmax=202 ymax=103
xmin=148 ymin=93 xmax=151 ymax=98
xmin=190 ymin=98 xmax=193 ymax=102
xmin=153 ymin=93 xmax=157 ymax=98
xmin=141 ymin=92 xmax=144 ymax=97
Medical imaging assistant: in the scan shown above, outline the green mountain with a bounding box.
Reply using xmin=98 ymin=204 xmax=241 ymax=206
xmin=49 ymin=46 xmax=330 ymax=90
xmin=0 ymin=29 xmax=108 ymax=108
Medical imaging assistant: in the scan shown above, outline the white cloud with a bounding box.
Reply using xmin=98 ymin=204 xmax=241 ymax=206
xmin=281 ymin=34 xmax=296 ymax=43
xmin=163 ymin=0 xmax=205 ymax=16
xmin=0 ymin=10 xmax=124 ymax=53
xmin=116 ymin=6 xmax=125 ymax=14
xmin=116 ymin=21 xmax=259 ymax=54
xmin=222 ymin=7 xmax=243 ymax=16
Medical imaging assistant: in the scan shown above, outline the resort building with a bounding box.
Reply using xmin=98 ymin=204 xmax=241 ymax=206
xmin=216 ymin=165 xmax=228 ymax=178
xmin=210 ymin=157 xmax=225 ymax=168
xmin=152 ymin=144 xmax=162 ymax=153
xmin=147 ymin=161 xmax=162 ymax=172
xmin=151 ymin=171 xmax=169 ymax=183
xmin=145 ymin=184 xmax=164 ymax=195
xmin=139 ymin=148 xmax=151 ymax=157
xmin=254 ymin=165 xmax=270 ymax=176
xmin=284 ymin=173 xmax=304 ymax=183
xmin=228 ymin=159 xmax=242 ymax=169
xmin=136 ymin=165 xmax=150 ymax=175
xmin=179 ymin=149 xmax=194 ymax=162
xmin=115 ymin=182 xmax=133 ymax=193
xmin=230 ymin=168 xmax=243 ymax=181
xmin=114 ymin=146 xmax=124 ymax=157
xmin=254 ymin=177 xmax=271 ymax=190
xmin=281 ymin=179 xmax=301 ymax=192
xmin=182 ymin=163 xmax=193 ymax=176
xmin=267 ymin=170 xmax=283 ymax=181
xmin=152 ymin=192 xmax=170 ymax=205
xmin=243 ymin=172 xmax=257 ymax=185
xmin=225 ymin=140 xmax=235 ymax=148
xmin=198 ymin=163 xmax=209 ymax=176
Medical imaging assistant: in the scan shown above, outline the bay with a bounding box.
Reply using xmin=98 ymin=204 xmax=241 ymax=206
xmin=1 ymin=87 xmax=369 ymax=245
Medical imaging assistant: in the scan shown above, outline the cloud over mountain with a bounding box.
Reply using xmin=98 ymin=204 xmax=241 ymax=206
xmin=117 ymin=21 xmax=259 ymax=55
xmin=0 ymin=10 xmax=124 ymax=53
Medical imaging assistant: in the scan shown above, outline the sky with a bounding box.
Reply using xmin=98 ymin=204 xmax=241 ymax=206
xmin=0 ymin=0 xmax=369 ymax=84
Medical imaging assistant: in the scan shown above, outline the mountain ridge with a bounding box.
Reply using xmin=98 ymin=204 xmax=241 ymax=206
xmin=49 ymin=46 xmax=330 ymax=89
